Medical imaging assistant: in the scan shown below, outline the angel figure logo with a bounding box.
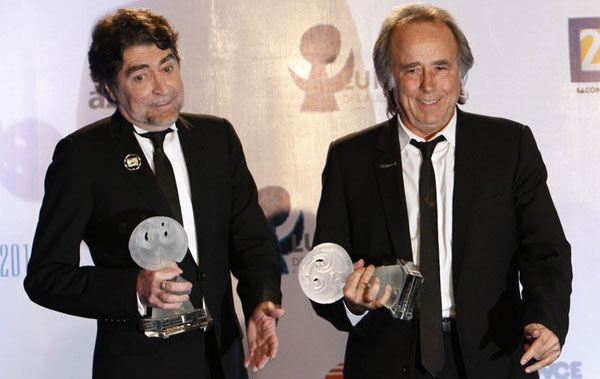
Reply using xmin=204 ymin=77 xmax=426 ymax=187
xmin=289 ymin=24 xmax=354 ymax=112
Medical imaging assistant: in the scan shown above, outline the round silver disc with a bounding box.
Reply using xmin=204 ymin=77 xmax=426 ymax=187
xmin=298 ymin=243 xmax=353 ymax=304
xmin=128 ymin=216 xmax=188 ymax=270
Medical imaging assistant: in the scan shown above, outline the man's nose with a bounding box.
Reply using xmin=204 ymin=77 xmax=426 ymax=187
xmin=420 ymin=70 xmax=435 ymax=92
xmin=152 ymin=74 xmax=169 ymax=95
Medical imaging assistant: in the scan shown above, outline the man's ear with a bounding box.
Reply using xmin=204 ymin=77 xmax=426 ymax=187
xmin=387 ymin=76 xmax=396 ymax=90
xmin=104 ymin=83 xmax=118 ymax=103
xmin=388 ymin=77 xmax=401 ymax=110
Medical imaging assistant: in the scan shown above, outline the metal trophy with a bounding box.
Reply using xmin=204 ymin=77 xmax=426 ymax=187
xmin=129 ymin=216 xmax=212 ymax=338
xmin=298 ymin=243 xmax=423 ymax=320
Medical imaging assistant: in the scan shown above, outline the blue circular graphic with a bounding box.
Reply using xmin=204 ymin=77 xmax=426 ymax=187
xmin=0 ymin=119 xmax=61 ymax=201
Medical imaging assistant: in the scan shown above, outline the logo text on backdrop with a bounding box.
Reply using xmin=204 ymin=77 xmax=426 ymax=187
xmin=569 ymin=18 xmax=600 ymax=83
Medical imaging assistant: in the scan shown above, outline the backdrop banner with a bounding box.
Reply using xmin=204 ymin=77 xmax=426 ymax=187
xmin=1 ymin=1 xmax=597 ymax=378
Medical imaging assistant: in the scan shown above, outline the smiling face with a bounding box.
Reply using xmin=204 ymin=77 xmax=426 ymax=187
xmin=389 ymin=21 xmax=461 ymax=139
xmin=106 ymin=44 xmax=184 ymax=132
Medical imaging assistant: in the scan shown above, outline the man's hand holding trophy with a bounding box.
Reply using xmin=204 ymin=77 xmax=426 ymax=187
xmin=129 ymin=216 xmax=211 ymax=338
xmin=298 ymin=243 xmax=423 ymax=320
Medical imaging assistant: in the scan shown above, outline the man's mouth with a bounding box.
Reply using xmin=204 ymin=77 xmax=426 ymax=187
xmin=418 ymin=98 xmax=439 ymax=105
xmin=153 ymin=98 xmax=173 ymax=108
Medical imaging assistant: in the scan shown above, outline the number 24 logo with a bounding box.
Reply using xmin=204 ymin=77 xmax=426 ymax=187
xmin=580 ymin=28 xmax=600 ymax=71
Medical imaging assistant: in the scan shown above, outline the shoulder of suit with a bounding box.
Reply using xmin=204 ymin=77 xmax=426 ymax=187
xmin=177 ymin=112 xmax=231 ymax=129
xmin=63 ymin=115 xmax=113 ymax=145
xmin=458 ymin=109 xmax=527 ymax=133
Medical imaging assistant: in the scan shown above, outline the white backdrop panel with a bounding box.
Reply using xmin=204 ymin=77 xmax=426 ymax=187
xmin=0 ymin=1 xmax=597 ymax=378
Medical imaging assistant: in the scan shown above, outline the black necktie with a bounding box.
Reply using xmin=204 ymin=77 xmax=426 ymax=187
xmin=410 ymin=135 xmax=446 ymax=377
xmin=141 ymin=129 xmax=183 ymax=224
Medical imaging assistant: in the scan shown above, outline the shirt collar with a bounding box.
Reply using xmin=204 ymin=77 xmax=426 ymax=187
xmin=131 ymin=123 xmax=178 ymax=135
xmin=397 ymin=109 xmax=457 ymax=151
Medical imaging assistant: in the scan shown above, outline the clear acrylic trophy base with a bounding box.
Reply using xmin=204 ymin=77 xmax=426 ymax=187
xmin=142 ymin=305 xmax=212 ymax=338
xmin=372 ymin=261 xmax=423 ymax=320
xmin=142 ymin=276 xmax=213 ymax=338
xmin=129 ymin=217 xmax=213 ymax=338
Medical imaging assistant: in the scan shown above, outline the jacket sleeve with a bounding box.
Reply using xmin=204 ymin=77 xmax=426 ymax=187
xmin=310 ymin=142 xmax=358 ymax=332
xmin=514 ymin=125 xmax=572 ymax=346
xmin=224 ymin=120 xmax=282 ymax=321
xmin=24 ymin=138 xmax=140 ymax=321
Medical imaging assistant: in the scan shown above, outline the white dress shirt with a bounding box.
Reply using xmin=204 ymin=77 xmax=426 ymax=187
xmin=345 ymin=112 xmax=457 ymax=325
xmin=132 ymin=124 xmax=199 ymax=263
xmin=132 ymin=123 xmax=199 ymax=315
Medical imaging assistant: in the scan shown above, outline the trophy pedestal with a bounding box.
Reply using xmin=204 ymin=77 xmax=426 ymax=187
xmin=129 ymin=217 xmax=214 ymax=338
xmin=373 ymin=260 xmax=423 ymax=320
xmin=142 ymin=306 xmax=212 ymax=338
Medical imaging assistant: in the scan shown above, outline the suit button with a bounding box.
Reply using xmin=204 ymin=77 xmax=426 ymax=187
xmin=198 ymin=271 xmax=206 ymax=281
xmin=402 ymin=366 xmax=410 ymax=375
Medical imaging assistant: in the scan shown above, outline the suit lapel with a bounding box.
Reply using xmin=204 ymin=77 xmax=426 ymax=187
xmin=374 ymin=117 xmax=413 ymax=262
xmin=109 ymin=111 xmax=176 ymax=219
xmin=175 ymin=116 xmax=209 ymax=274
xmin=109 ymin=112 xmax=199 ymax=279
xmin=452 ymin=109 xmax=480 ymax=292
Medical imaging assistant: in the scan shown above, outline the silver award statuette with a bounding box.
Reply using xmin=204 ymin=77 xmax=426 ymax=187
xmin=298 ymin=243 xmax=354 ymax=304
xmin=371 ymin=261 xmax=422 ymax=320
xmin=298 ymin=243 xmax=423 ymax=320
xmin=129 ymin=216 xmax=212 ymax=338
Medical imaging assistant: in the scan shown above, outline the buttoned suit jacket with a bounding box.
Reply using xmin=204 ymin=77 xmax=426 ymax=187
xmin=312 ymin=109 xmax=572 ymax=379
xmin=24 ymin=111 xmax=281 ymax=379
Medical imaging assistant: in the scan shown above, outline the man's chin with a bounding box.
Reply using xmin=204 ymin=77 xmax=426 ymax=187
xmin=146 ymin=112 xmax=180 ymax=128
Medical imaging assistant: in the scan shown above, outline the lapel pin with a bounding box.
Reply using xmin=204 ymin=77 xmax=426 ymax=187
xmin=379 ymin=161 xmax=397 ymax=169
xmin=124 ymin=154 xmax=142 ymax=171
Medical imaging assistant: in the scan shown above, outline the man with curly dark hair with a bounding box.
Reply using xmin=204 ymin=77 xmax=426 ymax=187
xmin=25 ymin=8 xmax=283 ymax=379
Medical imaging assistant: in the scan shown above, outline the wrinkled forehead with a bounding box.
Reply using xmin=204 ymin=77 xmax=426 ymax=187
xmin=389 ymin=21 xmax=459 ymax=63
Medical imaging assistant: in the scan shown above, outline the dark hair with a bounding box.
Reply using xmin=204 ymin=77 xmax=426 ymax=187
xmin=88 ymin=8 xmax=180 ymax=104
xmin=373 ymin=3 xmax=474 ymax=115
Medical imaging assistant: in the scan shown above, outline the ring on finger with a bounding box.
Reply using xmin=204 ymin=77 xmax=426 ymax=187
xmin=160 ymin=280 xmax=168 ymax=291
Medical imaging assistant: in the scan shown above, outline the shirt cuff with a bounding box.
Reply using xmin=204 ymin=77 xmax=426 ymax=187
xmin=343 ymin=300 xmax=368 ymax=326
xmin=136 ymin=292 xmax=147 ymax=316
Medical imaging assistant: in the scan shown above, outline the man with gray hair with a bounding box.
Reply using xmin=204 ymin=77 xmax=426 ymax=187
xmin=312 ymin=3 xmax=571 ymax=378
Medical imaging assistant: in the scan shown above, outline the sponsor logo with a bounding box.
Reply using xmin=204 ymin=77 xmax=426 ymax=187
xmin=569 ymin=18 xmax=600 ymax=83
xmin=289 ymin=24 xmax=354 ymax=112
xmin=258 ymin=186 xmax=305 ymax=274
xmin=318 ymin=361 xmax=584 ymax=379
xmin=0 ymin=120 xmax=61 ymax=201
xmin=575 ymin=85 xmax=600 ymax=93
xmin=0 ymin=243 xmax=30 ymax=278
xmin=539 ymin=361 xmax=583 ymax=379
xmin=88 ymin=90 xmax=116 ymax=109
xmin=324 ymin=362 xmax=344 ymax=379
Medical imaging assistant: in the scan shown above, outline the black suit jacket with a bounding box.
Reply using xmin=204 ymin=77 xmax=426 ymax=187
xmin=24 ymin=111 xmax=281 ymax=379
xmin=312 ymin=109 xmax=571 ymax=379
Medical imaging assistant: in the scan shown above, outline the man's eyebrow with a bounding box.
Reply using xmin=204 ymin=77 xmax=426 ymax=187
xmin=159 ymin=52 xmax=176 ymax=66
xmin=432 ymin=59 xmax=452 ymax=66
xmin=400 ymin=62 xmax=421 ymax=71
xmin=124 ymin=63 xmax=149 ymax=77
xmin=124 ymin=53 xmax=176 ymax=77
xmin=400 ymin=59 xmax=453 ymax=71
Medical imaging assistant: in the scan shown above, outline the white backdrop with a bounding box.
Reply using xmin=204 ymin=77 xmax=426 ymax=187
xmin=0 ymin=1 xmax=598 ymax=378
